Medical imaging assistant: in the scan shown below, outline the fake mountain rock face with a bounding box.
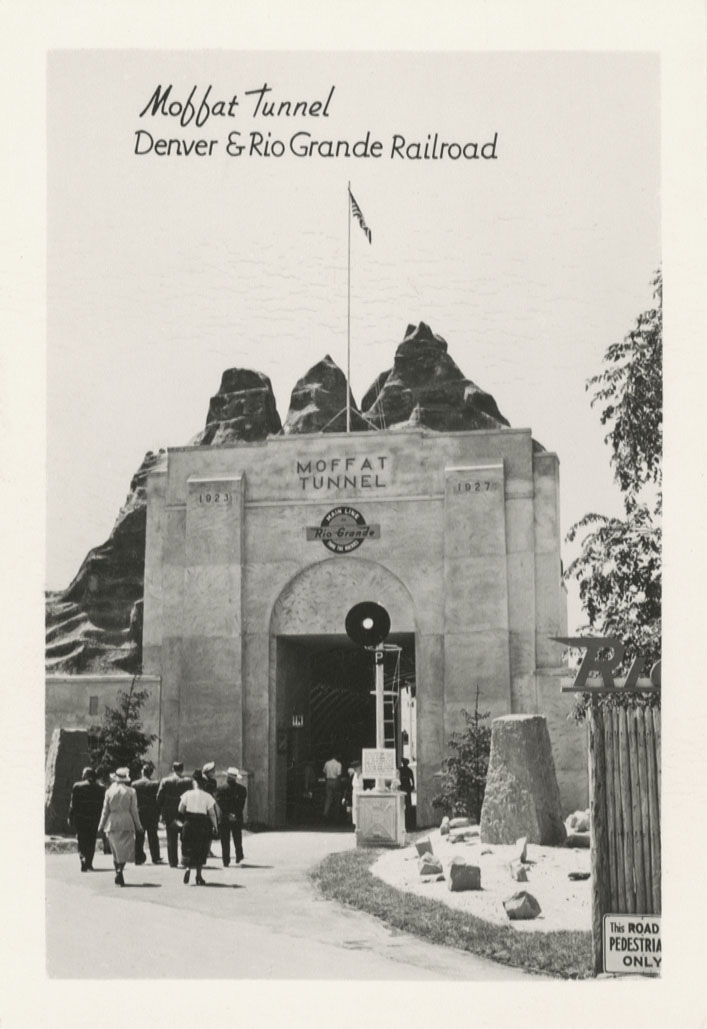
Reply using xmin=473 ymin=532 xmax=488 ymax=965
xmin=282 ymin=354 xmax=368 ymax=434
xmin=361 ymin=322 xmax=510 ymax=432
xmin=47 ymin=329 xmax=517 ymax=673
xmin=46 ymin=450 xmax=165 ymax=674
xmin=191 ymin=368 xmax=282 ymax=445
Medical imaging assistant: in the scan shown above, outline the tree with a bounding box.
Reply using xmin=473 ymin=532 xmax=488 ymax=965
xmin=564 ymin=270 xmax=662 ymax=681
xmin=432 ymin=690 xmax=492 ymax=821
xmin=89 ymin=676 xmax=158 ymax=777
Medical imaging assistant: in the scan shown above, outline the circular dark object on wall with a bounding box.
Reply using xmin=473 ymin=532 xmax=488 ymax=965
xmin=345 ymin=601 xmax=391 ymax=647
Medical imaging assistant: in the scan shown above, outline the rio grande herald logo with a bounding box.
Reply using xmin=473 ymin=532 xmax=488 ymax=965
xmin=306 ymin=506 xmax=380 ymax=554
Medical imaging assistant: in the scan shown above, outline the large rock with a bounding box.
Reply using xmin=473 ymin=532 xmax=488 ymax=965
xmin=361 ymin=322 xmax=512 ymax=433
xmin=447 ymin=858 xmax=481 ymax=892
xmin=45 ymin=728 xmax=91 ymax=834
xmin=415 ymin=837 xmax=433 ymax=857
xmin=418 ymin=854 xmax=443 ymax=877
xmin=282 ymin=355 xmax=367 ymax=434
xmin=503 ymin=891 xmax=542 ymax=920
xmin=480 ymin=715 xmax=567 ymax=846
xmin=191 ymin=368 xmax=282 ymax=445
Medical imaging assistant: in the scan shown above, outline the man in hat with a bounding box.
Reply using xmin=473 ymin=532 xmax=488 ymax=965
xmin=68 ymin=767 xmax=105 ymax=872
xmin=156 ymin=761 xmax=191 ymax=868
xmin=201 ymin=761 xmax=219 ymax=861
xmin=132 ymin=763 xmax=162 ymax=864
xmin=215 ymin=767 xmax=247 ymax=866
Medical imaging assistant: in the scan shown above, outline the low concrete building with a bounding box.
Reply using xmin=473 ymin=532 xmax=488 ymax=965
xmin=45 ymin=674 xmax=161 ymax=766
xmin=142 ymin=427 xmax=584 ymax=825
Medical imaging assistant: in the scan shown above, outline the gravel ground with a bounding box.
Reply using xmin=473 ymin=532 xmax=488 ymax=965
xmin=372 ymin=829 xmax=592 ymax=933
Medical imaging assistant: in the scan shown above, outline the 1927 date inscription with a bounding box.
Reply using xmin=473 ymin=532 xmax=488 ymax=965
xmin=451 ymin=480 xmax=500 ymax=494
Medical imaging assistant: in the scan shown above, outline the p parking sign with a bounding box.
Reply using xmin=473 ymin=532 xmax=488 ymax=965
xmin=603 ymin=914 xmax=661 ymax=975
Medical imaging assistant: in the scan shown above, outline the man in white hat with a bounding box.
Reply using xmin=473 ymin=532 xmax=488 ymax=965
xmin=215 ymin=767 xmax=247 ymax=866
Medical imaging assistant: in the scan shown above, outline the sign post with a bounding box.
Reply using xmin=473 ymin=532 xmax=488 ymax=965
xmin=553 ymin=636 xmax=661 ymax=976
xmin=345 ymin=602 xmax=405 ymax=847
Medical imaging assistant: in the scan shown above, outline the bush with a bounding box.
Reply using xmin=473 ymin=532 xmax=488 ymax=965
xmin=89 ymin=675 xmax=158 ymax=777
xmin=432 ymin=689 xmax=491 ymax=820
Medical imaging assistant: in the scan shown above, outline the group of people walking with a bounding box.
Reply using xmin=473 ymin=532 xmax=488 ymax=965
xmin=68 ymin=760 xmax=247 ymax=886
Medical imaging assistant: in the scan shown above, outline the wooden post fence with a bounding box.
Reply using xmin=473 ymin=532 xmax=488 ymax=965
xmin=587 ymin=701 xmax=661 ymax=974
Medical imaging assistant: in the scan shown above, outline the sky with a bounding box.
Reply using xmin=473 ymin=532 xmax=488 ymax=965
xmin=47 ymin=50 xmax=661 ymax=633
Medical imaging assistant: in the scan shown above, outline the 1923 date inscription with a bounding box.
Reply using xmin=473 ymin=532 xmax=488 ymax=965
xmin=198 ymin=491 xmax=232 ymax=505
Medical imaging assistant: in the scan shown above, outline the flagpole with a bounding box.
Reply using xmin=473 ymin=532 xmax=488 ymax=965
xmin=346 ymin=181 xmax=351 ymax=434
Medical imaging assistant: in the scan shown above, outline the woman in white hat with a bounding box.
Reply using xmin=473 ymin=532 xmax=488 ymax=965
xmin=97 ymin=767 xmax=143 ymax=886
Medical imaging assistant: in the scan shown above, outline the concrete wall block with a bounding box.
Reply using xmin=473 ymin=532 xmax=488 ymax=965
xmin=444 ymin=555 xmax=510 ymax=632
xmin=186 ymin=475 xmax=244 ymax=566
xmin=180 ymin=635 xmax=242 ymax=683
xmin=504 ymin=495 xmax=535 ymax=554
xmin=444 ymin=464 xmax=507 ymax=557
xmin=183 ymin=565 xmax=242 ymax=638
xmin=533 ymin=454 xmax=561 ymax=555
xmin=506 ymin=552 xmax=536 ymax=633
xmin=444 ymin=631 xmax=511 ymax=727
xmin=163 ymin=507 xmax=187 ymax=567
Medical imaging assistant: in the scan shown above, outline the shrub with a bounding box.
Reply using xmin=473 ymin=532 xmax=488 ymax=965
xmin=432 ymin=688 xmax=491 ymax=820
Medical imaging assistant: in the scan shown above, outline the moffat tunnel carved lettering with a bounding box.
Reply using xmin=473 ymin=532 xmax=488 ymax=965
xmin=297 ymin=455 xmax=388 ymax=490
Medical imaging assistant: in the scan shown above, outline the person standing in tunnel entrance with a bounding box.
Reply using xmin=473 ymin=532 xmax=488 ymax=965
xmin=399 ymin=758 xmax=415 ymax=831
xmin=323 ymin=752 xmax=342 ymax=821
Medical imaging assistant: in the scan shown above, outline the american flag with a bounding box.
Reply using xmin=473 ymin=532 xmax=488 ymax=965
xmin=349 ymin=188 xmax=372 ymax=243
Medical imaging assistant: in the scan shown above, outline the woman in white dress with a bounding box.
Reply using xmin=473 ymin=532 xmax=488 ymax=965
xmin=178 ymin=770 xmax=219 ymax=885
xmin=97 ymin=767 xmax=143 ymax=886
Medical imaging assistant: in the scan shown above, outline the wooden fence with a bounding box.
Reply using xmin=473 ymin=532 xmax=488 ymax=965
xmin=588 ymin=702 xmax=661 ymax=973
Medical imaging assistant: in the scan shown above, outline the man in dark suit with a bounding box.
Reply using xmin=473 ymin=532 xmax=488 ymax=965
xmin=132 ymin=763 xmax=162 ymax=864
xmin=215 ymin=767 xmax=247 ymax=866
xmin=68 ymin=767 xmax=105 ymax=872
xmin=156 ymin=761 xmax=190 ymax=868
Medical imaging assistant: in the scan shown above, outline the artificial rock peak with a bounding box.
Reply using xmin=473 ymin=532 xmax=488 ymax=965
xmin=46 ymin=323 xmax=513 ymax=672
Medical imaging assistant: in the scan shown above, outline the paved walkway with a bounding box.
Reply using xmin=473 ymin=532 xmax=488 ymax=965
xmin=46 ymin=829 xmax=537 ymax=980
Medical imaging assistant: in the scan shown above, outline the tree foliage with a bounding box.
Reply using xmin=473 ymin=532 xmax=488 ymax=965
xmin=89 ymin=676 xmax=158 ymax=777
xmin=564 ymin=270 xmax=662 ymax=680
xmin=432 ymin=692 xmax=492 ymax=821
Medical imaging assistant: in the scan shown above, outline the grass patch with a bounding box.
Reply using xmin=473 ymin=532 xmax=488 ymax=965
xmin=311 ymin=848 xmax=592 ymax=979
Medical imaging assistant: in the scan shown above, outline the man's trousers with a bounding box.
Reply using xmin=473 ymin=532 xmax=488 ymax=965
xmin=135 ymin=820 xmax=161 ymax=864
xmin=219 ymin=822 xmax=244 ymax=866
xmin=76 ymin=824 xmax=99 ymax=869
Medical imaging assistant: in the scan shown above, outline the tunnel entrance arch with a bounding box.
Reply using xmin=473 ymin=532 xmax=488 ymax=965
xmin=269 ymin=558 xmax=417 ymax=825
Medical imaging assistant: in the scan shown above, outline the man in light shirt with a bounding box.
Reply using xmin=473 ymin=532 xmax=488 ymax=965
xmin=323 ymin=753 xmax=342 ymax=821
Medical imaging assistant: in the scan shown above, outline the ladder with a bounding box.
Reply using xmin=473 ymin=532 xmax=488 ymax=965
xmin=382 ymin=649 xmax=401 ymax=753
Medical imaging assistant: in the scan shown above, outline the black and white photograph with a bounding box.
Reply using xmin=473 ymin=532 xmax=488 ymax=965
xmin=2 ymin=2 xmax=706 ymax=1025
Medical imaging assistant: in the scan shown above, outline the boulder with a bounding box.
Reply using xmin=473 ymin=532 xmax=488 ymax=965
xmin=192 ymin=367 xmax=282 ymax=445
xmin=282 ymin=355 xmax=368 ymax=434
xmin=515 ymin=836 xmax=529 ymax=863
xmin=418 ymin=854 xmax=443 ymax=877
xmin=565 ymin=832 xmax=591 ymax=849
xmin=480 ymin=715 xmax=567 ymax=846
xmin=447 ymin=857 xmax=481 ymax=892
xmin=361 ymin=322 xmax=513 ymax=433
xmin=503 ymin=891 xmax=542 ymax=920
xmin=509 ymin=861 xmax=529 ymax=882
xmin=45 ymin=728 xmax=91 ymax=834
xmin=449 ymin=816 xmax=472 ymax=829
xmin=415 ymin=837 xmax=433 ymax=857
xmin=566 ymin=809 xmax=590 ymax=833
xmin=439 ymin=816 xmax=450 ymax=836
